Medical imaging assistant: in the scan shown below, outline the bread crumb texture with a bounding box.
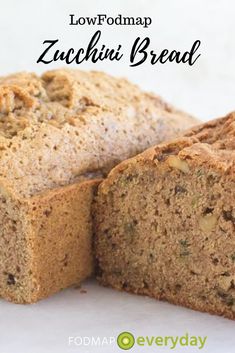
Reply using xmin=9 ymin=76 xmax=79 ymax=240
xmin=0 ymin=69 xmax=197 ymax=198
xmin=94 ymin=113 xmax=235 ymax=320
xmin=0 ymin=69 xmax=197 ymax=303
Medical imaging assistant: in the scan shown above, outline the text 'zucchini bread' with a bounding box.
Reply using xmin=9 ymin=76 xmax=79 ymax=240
xmin=94 ymin=113 xmax=235 ymax=320
xmin=0 ymin=69 xmax=198 ymax=303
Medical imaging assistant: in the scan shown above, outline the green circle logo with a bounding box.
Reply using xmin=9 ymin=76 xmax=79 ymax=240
xmin=117 ymin=332 xmax=135 ymax=350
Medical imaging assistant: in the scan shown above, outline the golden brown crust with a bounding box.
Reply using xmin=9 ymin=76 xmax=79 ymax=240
xmin=95 ymin=112 xmax=235 ymax=320
xmin=104 ymin=112 xmax=235 ymax=181
xmin=0 ymin=68 xmax=198 ymax=198
xmin=0 ymin=68 xmax=198 ymax=303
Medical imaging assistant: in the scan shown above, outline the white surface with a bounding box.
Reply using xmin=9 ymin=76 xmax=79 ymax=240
xmin=0 ymin=0 xmax=234 ymax=352
xmin=1 ymin=279 xmax=235 ymax=353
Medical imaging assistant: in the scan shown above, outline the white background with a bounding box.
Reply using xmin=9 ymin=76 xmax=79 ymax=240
xmin=0 ymin=0 xmax=235 ymax=352
xmin=0 ymin=0 xmax=235 ymax=121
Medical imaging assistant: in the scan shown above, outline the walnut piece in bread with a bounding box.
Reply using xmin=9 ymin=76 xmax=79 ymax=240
xmin=94 ymin=113 xmax=235 ymax=320
xmin=0 ymin=68 xmax=198 ymax=303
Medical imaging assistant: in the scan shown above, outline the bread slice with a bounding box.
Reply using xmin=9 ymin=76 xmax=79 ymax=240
xmin=0 ymin=69 xmax=198 ymax=303
xmin=94 ymin=113 xmax=235 ymax=320
xmin=0 ymin=179 xmax=99 ymax=303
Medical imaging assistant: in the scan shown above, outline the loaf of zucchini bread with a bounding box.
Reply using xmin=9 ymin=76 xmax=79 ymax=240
xmin=0 ymin=69 xmax=198 ymax=303
xmin=94 ymin=113 xmax=235 ymax=320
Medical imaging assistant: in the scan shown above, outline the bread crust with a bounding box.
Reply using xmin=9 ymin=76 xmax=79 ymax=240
xmin=94 ymin=112 xmax=235 ymax=320
xmin=0 ymin=69 xmax=198 ymax=303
